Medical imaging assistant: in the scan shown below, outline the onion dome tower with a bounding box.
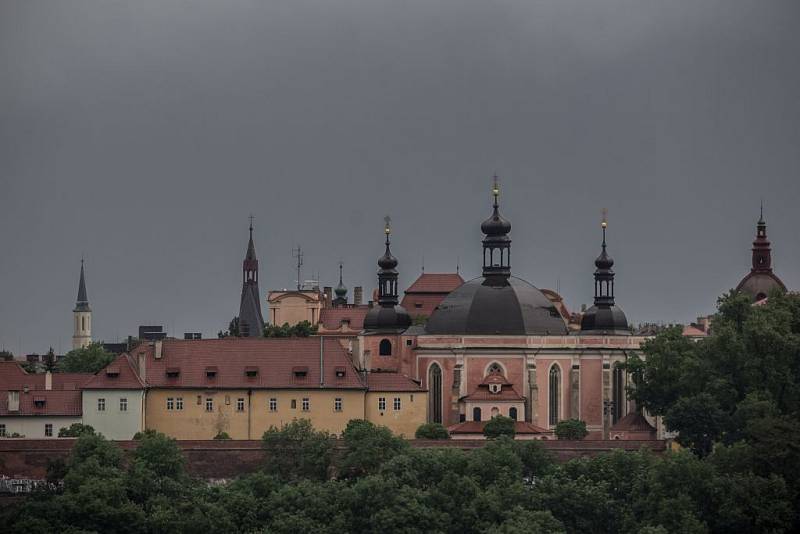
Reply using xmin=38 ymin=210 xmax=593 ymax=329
xmin=238 ymin=217 xmax=265 ymax=337
xmin=735 ymin=205 xmax=787 ymax=301
xmin=333 ymin=262 xmax=348 ymax=306
xmin=363 ymin=217 xmax=412 ymax=332
xmin=426 ymin=177 xmax=568 ymax=335
xmin=72 ymin=258 xmax=92 ymax=349
xmin=580 ymin=211 xmax=630 ymax=335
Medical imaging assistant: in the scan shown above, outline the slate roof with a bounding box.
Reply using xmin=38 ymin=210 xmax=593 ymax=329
xmin=365 ymin=372 xmax=425 ymax=392
xmin=137 ymin=338 xmax=365 ymax=390
xmin=82 ymin=354 xmax=145 ymax=389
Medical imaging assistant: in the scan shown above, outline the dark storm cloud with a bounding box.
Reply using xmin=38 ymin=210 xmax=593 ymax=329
xmin=1 ymin=0 xmax=798 ymax=353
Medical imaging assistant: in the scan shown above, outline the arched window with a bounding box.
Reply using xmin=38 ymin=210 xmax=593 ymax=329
xmin=613 ymin=365 xmax=625 ymax=423
xmin=549 ymin=365 xmax=561 ymax=426
xmin=428 ymin=363 xmax=442 ymax=423
xmin=379 ymin=339 xmax=392 ymax=356
xmin=491 ymin=407 xmax=499 ymax=418
xmin=509 ymin=407 xmax=518 ymax=421
xmin=473 ymin=407 xmax=482 ymax=422
xmin=81 ymin=317 xmax=85 ymax=331
xmin=487 ymin=362 xmax=503 ymax=375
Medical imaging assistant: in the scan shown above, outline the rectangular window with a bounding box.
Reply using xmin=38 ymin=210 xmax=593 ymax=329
xmin=302 ymin=398 xmax=310 ymax=411
xmin=166 ymin=397 xmax=174 ymax=411
xmin=98 ymin=398 xmax=106 ymax=411
xmin=197 ymin=395 xmax=202 ymax=405
xmin=291 ymin=399 xmax=297 ymax=409
xmin=44 ymin=424 xmax=52 ymax=437
xmin=0 ymin=424 xmax=5 ymax=437
xmin=334 ymin=398 xmax=342 ymax=412
xmin=205 ymin=398 xmax=213 ymax=412
xmin=393 ymin=397 xmax=401 ymax=411
xmin=119 ymin=398 xmax=128 ymax=412
xmin=378 ymin=397 xmax=386 ymax=411
xmin=269 ymin=398 xmax=277 ymax=412
xmin=236 ymin=398 xmax=245 ymax=412
xmin=176 ymin=397 xmax=183 ymax=410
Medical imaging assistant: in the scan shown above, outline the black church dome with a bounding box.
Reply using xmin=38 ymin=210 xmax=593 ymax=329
xmin=579 ymin=305 xmax=629 ymax=335
xmin=363 ymin=304 xmax=412 ymax=332
xmin=425 ymin=276 xmax=569 ymax=335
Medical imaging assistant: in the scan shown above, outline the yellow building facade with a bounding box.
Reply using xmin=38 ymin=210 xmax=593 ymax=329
xmin=365 ymin=390 xmax=427 ymax=438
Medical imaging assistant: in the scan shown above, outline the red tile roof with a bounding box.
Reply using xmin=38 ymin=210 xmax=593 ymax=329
xmin=610 ymin=412 xmax=656 ymax=432
xmin=404 ymin=273 xmax=464 ymax=294
xmin=682 ymin=325 xmax=708 ymax=337
xmin=318 ymin=306 xmax=370 ymax=331
xmin=82 ymin=354 xmax=145 ymax=390
xmin=462 ymin=386 xmax=525 ymax=402
xmin=0 ymin=362 xmax=89 ymax=416
xmin=137 ymin=338 xmax=365 ymax=390
xmin=366 ymin=372 xmax=425 ymax=392
xmin=447 ymin=420 xmax=548 ymax=434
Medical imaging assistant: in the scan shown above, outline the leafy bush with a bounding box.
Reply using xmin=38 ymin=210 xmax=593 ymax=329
xmin=213 ymin=431 xmax=232 ymax=440
xmin=554 ymin=419 xmax=588 ymax=440
xmin=415 ymin=422 xmax=450 ymax=439
xmin=483 ymin=415 xmax=516 ymax=439
xmin=262 ymin=419 xmax=334 ymax=481
xmin=58 ymin=423 xmax=96 ymax=438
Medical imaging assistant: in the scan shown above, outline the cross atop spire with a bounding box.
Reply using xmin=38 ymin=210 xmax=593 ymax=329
xmin=492 ymin=174 xmax=500 ymax=208
xmin=601 ymin=208 xmax=608 ymax=249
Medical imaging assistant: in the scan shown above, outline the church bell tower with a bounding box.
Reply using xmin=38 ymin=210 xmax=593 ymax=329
xmin=72 ymin=259 xmax=92 ymax=350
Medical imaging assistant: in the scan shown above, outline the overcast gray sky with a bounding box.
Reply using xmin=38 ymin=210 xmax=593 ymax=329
xmin=1 ymin=0 xmax=798 ymax=355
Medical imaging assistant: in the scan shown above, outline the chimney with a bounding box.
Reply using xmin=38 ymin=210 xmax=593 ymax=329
xmin=154 ymin=339 xmax=163 ymax=360
xmin=45 ymin=371 xmax=52 ymax=391
xmin=354 ymin=286 xmax=363 ymax=306
xmin=137 ymin=351 xmax=147 ymax=382
xmin=323 ymin=286 xmax=333 ymax=307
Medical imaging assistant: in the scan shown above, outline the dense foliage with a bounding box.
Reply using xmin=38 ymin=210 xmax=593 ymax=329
xmin=4 ymin=422 xmax=795 ymax=533
xmin=57 ymin=342 xmax=115 ymax=373
xmin=483 ymin=415 xmax=516 ymax=439
xmin=264 ymin=320 xmax=318 ymax=338
xmin=554 ymin=419 xmax=588 ymax=440
xmin=415 ymin=422 xmax=450 ymax=439
xmin=58 ymin=423 xmax=96 ymax=438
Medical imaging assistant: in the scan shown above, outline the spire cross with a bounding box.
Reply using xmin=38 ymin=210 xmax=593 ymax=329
xmin=249 ymin=214 xmax=254 ymax=232
xmin=492 ymin=174 xmax=500 ymax=208
xmin=338 ymin=261 xmax=343 ymax=284
xmin=384 ymin=215 xmax=392 ymax=245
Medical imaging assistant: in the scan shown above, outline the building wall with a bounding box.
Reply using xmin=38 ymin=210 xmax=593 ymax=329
xmin=72 ymin=311 xmax=92 ymax=349
xmin=146 ymin=388 xmax=366 ymax=439
xmin=82 ymin=390 xmax=144 ymax=440
xmin=267 ymin=293 xmax=322 ymax=326
xmin=464 ymin=401 xmax=525 ymax=421
xmin=365 ymin=391 xmax=427 ymax=438
xmin=579 ymin=358 xmax=603 ymax=428
xmin=0 ymin=416 xmax=81 ymax=438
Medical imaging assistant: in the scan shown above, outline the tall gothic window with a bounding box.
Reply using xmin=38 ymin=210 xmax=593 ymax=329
xmin=509 ymin=407 xmax=518 ymax=421
xmin=473 ymin=407 xmax=482 ymax=422
xmin=549 ymin=365 xmax=561 ymax=426
xmin=428 ymin=363 xmax=442 ymax=423
xmin=613 ymin=365 xmax=625 ymax=423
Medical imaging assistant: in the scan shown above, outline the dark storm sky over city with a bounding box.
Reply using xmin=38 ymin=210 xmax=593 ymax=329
xmin=1 ymin=0 xmax=799 ymax=354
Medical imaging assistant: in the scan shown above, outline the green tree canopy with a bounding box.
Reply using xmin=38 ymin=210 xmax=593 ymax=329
xmin=554 ymin=419 xmax=589 ymax=441
xmin=415 ymin=422 xmax=450 ymax=439
xmin=57 ymin=342 xmax=115 ymax=373
xmin=483 ymin=415 xmax=516 ymax=439
xmin=262 ymin=419 xmax=334 ymax=481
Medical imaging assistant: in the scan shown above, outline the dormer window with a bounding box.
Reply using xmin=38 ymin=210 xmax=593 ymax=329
xmin=293 ymin=366 xmax=309 ymax=378
xmin=244 ymin=366 xmax=259 ymax=378
xmin=205 ymin=366 xmax=218 ymax=378
xmin=33 ymin=396 xmax=46 ymax=408
xmin=340 ymin=319 xmax=350 ymax=328
xmin=335 ymin=366 xmax=346 ymax=378
xmin=166 ymin=367 xmax=180 ymax=378
xmin=105 ymin=366 xmax=120 ymax=377
xmin=489 ymin=384 xmax=501 ymax=394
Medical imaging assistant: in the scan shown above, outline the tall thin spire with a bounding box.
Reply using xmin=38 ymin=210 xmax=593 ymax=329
xmin=593 ymin=209 xmax=615 ymax=307
xmin=239 ymin=219 xmax=264 ymax=337
xmin=75 ymin=258 xmax=90 ymax=312
xmin=334 ymin=260 xmax=348 ymax=304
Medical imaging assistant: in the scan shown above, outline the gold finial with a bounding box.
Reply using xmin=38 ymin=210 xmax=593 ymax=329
xmin=384 ymin=215 xmax=391 ymax=235
xmin=601 ymin=208 xmax=608 ymax=229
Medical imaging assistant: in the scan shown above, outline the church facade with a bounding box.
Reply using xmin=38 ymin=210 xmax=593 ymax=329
xmin=355 ymin=179 xmax=653 ymax=439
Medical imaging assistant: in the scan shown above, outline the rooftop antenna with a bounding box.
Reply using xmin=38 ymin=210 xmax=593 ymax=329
xmin=456 ymin=255 xmax=460 ymax=274
xmin=292 ymin=246 xmax=303 ymax=291
xmin=421 ymin=254 xmax=425 ymax=273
